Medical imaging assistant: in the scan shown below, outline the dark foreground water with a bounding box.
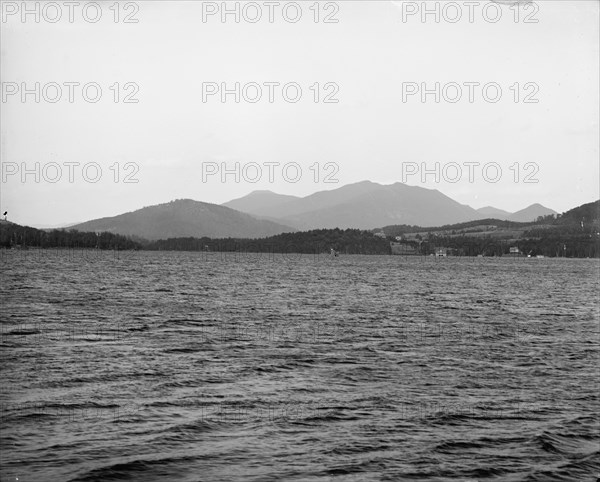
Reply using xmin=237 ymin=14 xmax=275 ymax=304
xmin=1 ymin=250 xmax=599 ymax=481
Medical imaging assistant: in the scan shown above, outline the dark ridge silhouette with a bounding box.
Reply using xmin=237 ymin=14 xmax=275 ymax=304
xmin=69 ymin=199 xmax=296 ymax=240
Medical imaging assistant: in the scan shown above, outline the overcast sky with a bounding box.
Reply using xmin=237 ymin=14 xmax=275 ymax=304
xmin=1 ymin=0 xmax=598 ymax=227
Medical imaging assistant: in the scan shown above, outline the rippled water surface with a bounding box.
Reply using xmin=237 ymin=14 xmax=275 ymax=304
xmin=1 ymin=251 xmax=599 ymax=481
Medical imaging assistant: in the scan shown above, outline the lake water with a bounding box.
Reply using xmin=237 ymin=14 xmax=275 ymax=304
xmin=1 ymin=251 xmax=599 ymax=481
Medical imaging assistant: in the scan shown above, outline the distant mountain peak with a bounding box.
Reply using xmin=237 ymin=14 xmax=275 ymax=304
xmin=223 ymin=180 xmax=481 ymax=229
xmin=248 ymin=189 xmax=277 ymax=195
xmin=509 ymin=204 xmax=557 ymax=222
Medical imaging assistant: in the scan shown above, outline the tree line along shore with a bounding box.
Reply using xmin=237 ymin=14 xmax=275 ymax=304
xmin=1 ymin=201 xmax=598 ymax=258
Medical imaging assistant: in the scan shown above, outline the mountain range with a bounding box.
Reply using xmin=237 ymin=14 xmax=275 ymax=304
xmin=68 ymin=181 xmax=558 ymax=239
xmin=223 ymin=181 xmax=557 ymax=229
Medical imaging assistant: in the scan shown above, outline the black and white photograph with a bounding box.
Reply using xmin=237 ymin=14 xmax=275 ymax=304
xmin=1 ymin=1 xmax=599 ymax=480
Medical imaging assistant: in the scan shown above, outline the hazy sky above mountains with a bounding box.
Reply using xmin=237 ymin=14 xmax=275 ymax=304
xmin=1 ymin=0 xmax=598 ymax=227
